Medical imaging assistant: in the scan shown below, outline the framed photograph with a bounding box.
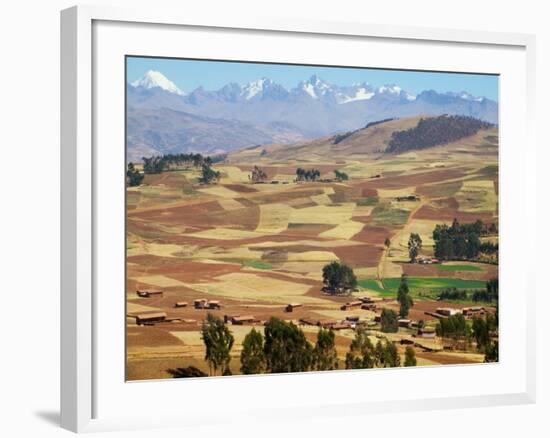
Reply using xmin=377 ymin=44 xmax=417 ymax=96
xmin=61 ymin=5 xmax=536 ymax=432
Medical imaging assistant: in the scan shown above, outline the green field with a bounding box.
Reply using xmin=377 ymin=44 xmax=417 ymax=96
xmin=359 ymin=276 xmax=487 ymax=298
xmin=357 ymin=279 xmax=386 ymax=293
xmin=243 ymin=260 xmax=273 ymax=270
xmin=435 ymin=264 xmax=483 ymax=272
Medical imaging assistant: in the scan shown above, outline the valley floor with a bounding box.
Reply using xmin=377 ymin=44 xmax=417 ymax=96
xmin=126 ymin=128 xmax=499 ymax=380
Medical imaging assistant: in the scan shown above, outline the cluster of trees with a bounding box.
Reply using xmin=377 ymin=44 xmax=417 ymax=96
xmin=436 ymin=313 xmax=470 ymax=342
xmin=387 ymin=115 xmax=493 ymax=153
xmin=334 ymin=169 xmax=349 ymax=182
xmin=472 ymin=312 xmax=499 ymax=362
xmin=197 ymin=316 xmax=339 ymax=376
xmin=408 ymin=233 xmax=423 ymax=262
xmin=180 ymin=314 xmax=417 ymax=377
xmin=472 ymin=278 xmax=499 ymax=303
xmin=345 ymin=328 xmax=414 ymax=369
xmin=322 ymin=261 xmax=357 ymax=294
xmin=126 ymin=162 xmax=144 ymax=187
xmin=141 ymin=152 xmax=215 ymax=174
xmin=433 ymin=219 xmax=495 ymax=261
xmin=249 ymin=165 xmax=268 ymax=183
xmin=198 ymin=163 xmax=221 ymax=184
xmin=296 ymin=167 xmax=321 ymax=182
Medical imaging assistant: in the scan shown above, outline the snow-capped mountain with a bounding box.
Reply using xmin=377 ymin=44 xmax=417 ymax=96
xmin=239 ymin=77 xmax=290 ymax=101
xmin=292 ymin=75 xmax=336 ymax=100
xmin=336 ymin=83 xmax=376 ymax=104
xmin=131 ymin=70 xmax=184 ymax=96
xmin=127 ymin=72 xmax=497 ymax=160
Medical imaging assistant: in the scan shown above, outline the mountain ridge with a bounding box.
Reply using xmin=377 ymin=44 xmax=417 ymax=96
xmin=127 ymin=72 xmax=498 ymax=160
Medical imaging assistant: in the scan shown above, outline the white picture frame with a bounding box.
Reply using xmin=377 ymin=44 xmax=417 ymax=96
xmin=60 ymin=4 xmax=537 ymax=433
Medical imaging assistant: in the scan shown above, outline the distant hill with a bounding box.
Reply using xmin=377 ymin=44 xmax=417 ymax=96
xmin=127 ymin=72 xmax=498 ymax=160
xmin=227 ymin=116 xmax=497 ymax=163
xmin=386 ymin=115 xmax=494 ymax=153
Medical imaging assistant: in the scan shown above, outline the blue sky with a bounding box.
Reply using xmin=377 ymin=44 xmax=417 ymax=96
xmin=127 ymin=56 xmax=499 ymax=101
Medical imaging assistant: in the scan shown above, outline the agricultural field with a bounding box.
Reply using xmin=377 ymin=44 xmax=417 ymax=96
xmin=126 ymin=117 xmax=499 ymax=380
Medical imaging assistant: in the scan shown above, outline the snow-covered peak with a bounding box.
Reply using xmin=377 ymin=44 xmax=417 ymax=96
xmin=457 ymin=91 xmax=484 ymax=102
xmin=131 ymin=70 xmax=184 ymax=95
xmin=241 ymin=77 xmax=273 ymax=100
xmin=378 ymin=84 xmax=402 ymax=95
xmin=337 ymin=84 xmax=375 ymax=104
xmin=297 ymin=75 xmax=334 ymax=99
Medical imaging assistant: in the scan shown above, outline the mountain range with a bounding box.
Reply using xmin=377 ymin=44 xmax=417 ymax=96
xmin=126 ymin=70 xmax=498 ymax=161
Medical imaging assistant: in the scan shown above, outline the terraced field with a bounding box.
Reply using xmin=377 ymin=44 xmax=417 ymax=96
xmin=126 ymin=118 xmax=499 ymax=380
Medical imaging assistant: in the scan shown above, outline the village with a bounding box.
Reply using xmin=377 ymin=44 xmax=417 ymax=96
xmin=129 ymin=285 xmax=495 ymax=359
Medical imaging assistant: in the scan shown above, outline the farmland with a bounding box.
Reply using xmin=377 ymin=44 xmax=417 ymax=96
xmin=126 ymin=117 xmax=499 ymax=380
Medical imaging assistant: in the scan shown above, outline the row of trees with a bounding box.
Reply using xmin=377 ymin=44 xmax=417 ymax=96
xmin=177 ymin=315 xmax=416 ymax=377
xmin=248 ymin=166 xmax=348 ymax=184
xmin=127 ymin=153 xmax=222 ymax=187
xmin=332 ymin=118 xmax=395 ymax=145
xmin=437 ymin=278 xmax=499 ymax=303
xmin=141 ymin=153 xmax=216 ymax=175
xmin=296 ymin=167 xmax=321 ymax=182
xmin=387 ymin=115 xmax=493 ymax=153
xmin=345 ymin=328 xmax=413 ymax=369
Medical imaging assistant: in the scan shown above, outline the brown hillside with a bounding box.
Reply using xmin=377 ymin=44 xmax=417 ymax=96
xmin=228 ymin=116 xmax=423 ymax=163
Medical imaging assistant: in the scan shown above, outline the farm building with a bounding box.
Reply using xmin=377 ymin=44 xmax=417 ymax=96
xmin=285 ymin=303 xmax=303 ymax=313
xmin=194 ymin=299 xmax=207 ymax=309
xmin=136 ymin=289 xmax=163 ymax=298
xmin=133 ymin=311 xmax=167 ymax=325
xmin=340 ymin=300 xmax=362 ymax=311
xmin=231 ymin=315 xmax=255 ymax=325
xmin=359 ymin=296 xmax=375 ymax=304
xmin=398 ymin=319 xmax=411 ymax=328
xmin=462 ymin=306 xmax=486 ymax=317
xmin=206 ymin=300 xmax=222 ymax=310
xmin=319 ymin=319 xmax=339 ymax=329
xmin=418 ymin=327 xmax=436 ymax=338
xmin=361 ymin=303 xmax=376 ymax=311
xmin=417 ymin=257 xmax=440 ymax=265
xmin=436 ymin=308 xmax=460 ymax=317
xmin=174 ymin=301 xmax=188 ymax=308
